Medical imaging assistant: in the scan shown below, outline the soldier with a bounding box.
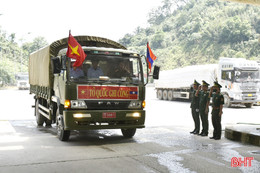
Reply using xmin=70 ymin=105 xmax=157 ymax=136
xmin=209 ymin=81 xmax=224 ymax=140
xmin=190 ymin=80 xmax=200 ymax=134
xmin=196 ymin=80 xmax=210 ymax=136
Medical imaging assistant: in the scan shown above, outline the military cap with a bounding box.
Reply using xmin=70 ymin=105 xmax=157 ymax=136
xmin=202 ymin=80 xmax=209 ymax=86
xmin=193 ymin=80 xmax=200 ymax=86
xmin=214 ymin=81 xmax=222 ymax=88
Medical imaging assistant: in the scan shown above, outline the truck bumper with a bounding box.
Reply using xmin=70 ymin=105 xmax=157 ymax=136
xmin=230 ymin=93 xmax=259 ymax=104
xmin=231 ymin=100 xmax=260 ymax=103
xmin=62 ymin=110 xmax=145 ymax=131
xmin=230 ymin=98 xmax=260 ymax=104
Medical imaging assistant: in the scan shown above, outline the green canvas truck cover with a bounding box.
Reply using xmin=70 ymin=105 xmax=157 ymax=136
xmin=29 ymin=36 xmax=126 ymax=88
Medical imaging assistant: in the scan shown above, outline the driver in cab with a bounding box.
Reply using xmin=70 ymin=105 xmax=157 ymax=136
xmin=87 ymin=60 xmax=104 ymax=79
xmin=70 ymin=64 xmax=84 ymax=78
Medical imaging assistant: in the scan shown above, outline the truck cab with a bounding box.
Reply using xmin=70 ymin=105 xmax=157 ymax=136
xmin=218 ymin=57 xmax=260 ymax=108
xmin=53 ymin=47 xmax=148 ymax=140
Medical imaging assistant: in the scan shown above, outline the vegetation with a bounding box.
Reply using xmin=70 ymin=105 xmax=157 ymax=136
xmin=119 ymin=0 xmax=260 ymax=70
xmin=1 ymin=0 xmax=260 ymax=85
xmin=0 ymin=27 xmax=48 ymax=85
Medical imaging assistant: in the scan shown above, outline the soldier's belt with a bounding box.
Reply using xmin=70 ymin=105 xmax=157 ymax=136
xmin=212 ymin=106 xmax=220 ymax=109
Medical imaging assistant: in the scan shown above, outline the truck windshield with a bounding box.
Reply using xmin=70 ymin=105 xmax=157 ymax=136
xmin=69 ymin=55 xmax=143 ymax=85
xmin=234 ymin=70 xmax=259 ymax=82
xmin=17 ymin=75 xmax=28 ymax=80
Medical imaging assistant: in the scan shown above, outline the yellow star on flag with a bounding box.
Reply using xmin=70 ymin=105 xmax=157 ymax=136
xmin=66 ymin=32 xmax=87 ymax=67
xmin=81 ymin=90 xmax=85 ymax=94
xmin=69 ymin=44 xmax=80 ymax=56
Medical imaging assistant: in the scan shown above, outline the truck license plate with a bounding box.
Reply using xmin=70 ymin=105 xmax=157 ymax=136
xmin=248 ymin=94 xmax=252 ymax=97
xmin=102 ymin=112 xmax=116 ymax=118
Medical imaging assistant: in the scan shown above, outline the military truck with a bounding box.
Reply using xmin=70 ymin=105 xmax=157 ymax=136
xmin=29 ymin=36 xmax=159 ymax=141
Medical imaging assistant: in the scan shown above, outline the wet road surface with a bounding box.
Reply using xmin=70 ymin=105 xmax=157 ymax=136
xmin=0 ymin=88 xmax=260 ymax=173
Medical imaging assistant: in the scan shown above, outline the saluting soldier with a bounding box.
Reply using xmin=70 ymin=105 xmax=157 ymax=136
xmin=196 ymin=80 xmax=210 ymax=136
xmin=190 ymin=80 xmax=200 ymax=134
xmin=209 ymin=81 xmax=224 ymax=140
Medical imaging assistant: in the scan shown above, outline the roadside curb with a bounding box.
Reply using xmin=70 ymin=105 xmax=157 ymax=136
xmin=225 ymin=124 xmax=260 ymax=146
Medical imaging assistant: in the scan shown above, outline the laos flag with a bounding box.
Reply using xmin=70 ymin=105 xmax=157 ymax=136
xmin=147 ymin=42 xmax=157 ymax=72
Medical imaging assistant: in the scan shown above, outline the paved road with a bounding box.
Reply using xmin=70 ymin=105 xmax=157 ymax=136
xmin=0 ymin=87 xmax=260 ymax=173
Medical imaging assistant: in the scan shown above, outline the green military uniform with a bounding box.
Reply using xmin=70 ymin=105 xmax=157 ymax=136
xmin=199 ymin=80 xmax=210 ymax=136
xmin=211 ymin=82 xmax=224 ymax=140
xmin=190 ymin=80 xmax=200 ymax=134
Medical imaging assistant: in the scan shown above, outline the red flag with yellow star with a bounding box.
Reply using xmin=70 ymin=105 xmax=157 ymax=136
xmin=66 ymin=32 xmax=87 ymax=67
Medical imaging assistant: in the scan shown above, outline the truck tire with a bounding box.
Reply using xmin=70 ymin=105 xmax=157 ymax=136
xmin=163 ymin=90 xmax=168 ymax=100
xmin=167 ymin=90 xmax=173 ymax=101
xmin=223 ymin=94 xmax=231 ymax=108
xmin=45 ymin=119 xmax=52 ymax=127
xmin=245 ymin=103 xmax=253 ymax=108
xmin=157 ymin=90 xmax=163 ymax=100
xmin=121 ymin=128 xmax=136 ymax=138
xmin=56 ymin=109 xmax=70 ymax=141
xmin=35 ymin=99 xmax=44 ymax=126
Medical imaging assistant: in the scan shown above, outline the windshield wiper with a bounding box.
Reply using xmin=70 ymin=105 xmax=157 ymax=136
xmin=114 ymin=79 xmax=139 ymax=86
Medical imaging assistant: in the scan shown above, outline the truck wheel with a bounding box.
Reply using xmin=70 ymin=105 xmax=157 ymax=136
xmin=121 ymin=128 xmax=136 ymax=138
xmin=223 ymin=94 xmax=231 ymax=108
xmin=157 ymin=90 xmax=163 ymax=100
xmin=56 ymin=109 xmax=70 ymax=141
xmin=35 ymin=99 xmax=44 ymax=126
xmin=45 ymin=119 xmax=52 ymax=127
xmin=245 ymin=103 xmax=253 ymax=108
xmin=163 ymin=90 xmax=168 ymax=100
xmin=167 ymin=90 xmax=173 ymax=101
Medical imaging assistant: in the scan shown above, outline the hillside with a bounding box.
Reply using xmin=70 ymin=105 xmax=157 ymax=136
xmin=119 ymin=0 xmax=260 ymax=70
xmin=0 ymin=29 xmax=48 ymax=85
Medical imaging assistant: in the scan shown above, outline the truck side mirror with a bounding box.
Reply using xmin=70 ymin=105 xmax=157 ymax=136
xmin=153 ymin=65 xmax=160 ymax=79
xmin=61 ymin=56 xmax=67 ymax=70
xmin=51 ymin=57 xmax=61 ymax=74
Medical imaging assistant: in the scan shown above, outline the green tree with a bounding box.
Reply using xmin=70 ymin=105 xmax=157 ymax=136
xmin=151 ymin=32 xmax=165 ymax=49
xmin=22 ymin=36 xmax=48 ymax=54
xmin=220 ymin=17 xmax=252 ymax=44
xmin=0 ymin=28 xmax=48 ymax=86
xmin=120 ymin=0 xmax=260 ymax=71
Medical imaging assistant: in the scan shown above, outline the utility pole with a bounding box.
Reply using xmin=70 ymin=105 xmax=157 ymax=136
xmin=19 ymin=32 xmax=31 ymax=72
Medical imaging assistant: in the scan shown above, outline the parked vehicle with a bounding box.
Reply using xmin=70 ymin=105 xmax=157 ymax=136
xmin=155 ymin=57 xmax=260 ymax=108
xmin=15 ymin=73 xmax=29 ymax=90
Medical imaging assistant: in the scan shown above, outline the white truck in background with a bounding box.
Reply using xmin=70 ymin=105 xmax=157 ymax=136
xmin=155 ymin=57 xmax=260 ymax=108
xmin=15 ymin=73 xmax=29 ymax=90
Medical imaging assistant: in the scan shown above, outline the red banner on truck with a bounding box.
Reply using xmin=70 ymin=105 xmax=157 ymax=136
xmin=78 ymin=85 xmax=139 ymax=100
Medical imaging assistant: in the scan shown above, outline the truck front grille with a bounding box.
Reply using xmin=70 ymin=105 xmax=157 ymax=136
xmin=242 ymin=93 xmax=257 ymax=100
xmin=86 ymin=101 xmax=130 ymax=110
xmin=20 ymin=82 xmax=27 ymax=85
xmin=240 ymin=84 xmax=257 ymax=91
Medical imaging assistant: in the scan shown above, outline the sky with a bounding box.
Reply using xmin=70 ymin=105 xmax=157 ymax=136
xmin=0 ymin=0 xmax=162 ymax=44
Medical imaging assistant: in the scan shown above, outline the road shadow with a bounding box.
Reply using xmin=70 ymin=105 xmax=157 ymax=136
xmin=226 ymin=104 xmax=255 ymax=109
xmin=42 ymin=127 xmax=138 ymax=146
xmin=69 ymin=130 xmax=136 ymax=146
xmin=10 ymin=120 xmax=138 ymax=146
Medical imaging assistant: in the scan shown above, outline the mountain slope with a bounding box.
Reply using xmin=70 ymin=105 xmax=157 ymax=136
xmin=119 ymin=0 xmax=260 ymax=70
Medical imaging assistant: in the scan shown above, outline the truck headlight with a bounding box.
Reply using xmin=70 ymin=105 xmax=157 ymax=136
xmin=234 ymin=94 xmax=241 ymax=100
xmin=73 ymin=113 xmax=91 ymax=118
xmin=70 ymin=100 xmax=87 ymax=109
xmin=128 ymin=101 xmax=142 ymax=108
xmin=126 ymin=112 xmax=141 ymax=118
